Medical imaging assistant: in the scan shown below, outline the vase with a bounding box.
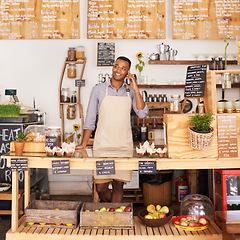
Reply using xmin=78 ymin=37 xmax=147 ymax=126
xmin=14 ymin=141 xmax=25 ymax=155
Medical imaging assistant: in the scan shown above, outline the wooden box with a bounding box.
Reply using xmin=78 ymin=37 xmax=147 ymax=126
xmin=80 ymin=202 xmax=133 ymax=229
xmin=10 ymin=141 xmax=46 ymax=153
xmin=25 ymin=200 xmax=81 ymax=228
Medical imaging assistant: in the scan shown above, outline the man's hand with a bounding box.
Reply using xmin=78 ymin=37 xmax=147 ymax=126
xmin=75 ymin=144 xmax=86 ymax=150
xmin=127 ymin=72 xmax=138 ymax=91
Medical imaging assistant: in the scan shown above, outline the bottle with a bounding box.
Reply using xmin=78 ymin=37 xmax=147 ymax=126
xmin=218 ymin=57 xmax=224 ymax=70
xmin=67 ymin=63 xmax=76 ymax=78
xmin=61 ymin=88 xmax=70 ymax=103
xmin=209 ymin=58 xmax=217 ymax=70
xmin=141 ymin=120 xmax=148 ymax=142
xmin=71 ymin=91 xmax=77 ymax=103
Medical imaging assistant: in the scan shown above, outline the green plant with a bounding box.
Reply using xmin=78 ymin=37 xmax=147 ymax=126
xmin=224 ymin=33 xmax=230 ymax=70
xmin=189 ymin=112 xmax=214 ymax=132
xmin=15 ymin=132 xmax=28 ymax=142
xmin=0 ymin=104 xmax=28 ymax=118
xmin=135 ymin=52 xmax=145 ymax=75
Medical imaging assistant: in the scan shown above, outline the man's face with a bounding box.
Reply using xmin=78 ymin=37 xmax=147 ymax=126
xmin=112 ymin=59 xmax=130 ymax=82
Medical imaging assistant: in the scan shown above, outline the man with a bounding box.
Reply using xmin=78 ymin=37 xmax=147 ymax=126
xmin=76 ymin=56 xmax=148 ymax=202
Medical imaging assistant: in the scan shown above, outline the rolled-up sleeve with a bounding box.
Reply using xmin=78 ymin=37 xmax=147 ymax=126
xmin=131 ymin=90 xmax=149 ymax=118
xmin=83 ymin=87 xmax=99 ymax=131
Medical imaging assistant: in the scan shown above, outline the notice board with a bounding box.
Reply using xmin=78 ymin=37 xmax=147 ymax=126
xmin=97 ymin=42 xmax=115 ymax=67
xmin=172 ymin=0 xmax=240 ymax=39
xmin=87 ymin=0 xmax=166 ymax=39
xmin=0 ymin=0 xmax=80 ymax=39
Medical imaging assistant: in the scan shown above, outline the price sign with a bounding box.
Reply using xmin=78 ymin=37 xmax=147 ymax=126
xmin=75 ymin=79 xmax=85 ymax=87
xmin=52 ymin=160 xmax=70 ymax=175
xmin=96 ymin=160 xmax=115 ymax=175
xmin=11 ymin=158 xmax=28 ymax=172
xmin=97 ymin=42 xmax=115 ymax=67
xmin=139 ymin=161 xmax=156 ymax=174
xmin=45 ymin=136 xmax=57 ymax=149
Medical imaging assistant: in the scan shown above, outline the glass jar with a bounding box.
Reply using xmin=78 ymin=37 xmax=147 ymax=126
xmin=46 ymin=126 xmax=61 ymax=148
xmin=170 ymin=95 xmax=181 ymax=113
xmin=67 ymin=63 xmax=76 ymax=78
xmin=76 ymin=46 xmax=85 ymax=60
xmin=61 ymin=88 xmax=70 ymax=103
xmin=67 ymin=105 xmax=76 ymax=119
xmin=64 ymin=132 xmax=74 ymax=144
xmin=67 ymin=47 xmax=76 ymax=61
xmin=71 ymin=91 xmax=77 ymax=103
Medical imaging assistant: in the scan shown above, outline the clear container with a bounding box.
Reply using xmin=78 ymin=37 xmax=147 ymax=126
xmin=76 ymin=46 xmax=85 ymax=60
xmin=61 ymin=88 xmax=70 ymax=103
xmin=46 ymin=126 xmax=61 ymax=148
xmin=180 ymin=194 xmax=214 ymax=220
xmin=67 ymin=63 xmax=76 ymax=78
xmin=170 ymin=95 xmax=181 ymax=112
xmin=71 ymin=91 xmax=77 ymax=103
xmin=23 ymin=125 xmax=47 ymax=142
xmin=64 ymin=132 xmax=74 ymax=144
xmin=67 ymin=47 xmax=76 ymax=61
xmin=67 ymin=105 xmax=76 ymax=119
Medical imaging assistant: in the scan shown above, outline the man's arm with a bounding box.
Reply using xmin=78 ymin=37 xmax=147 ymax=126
xmin=75 ymin=129 xmax=92 ymax=150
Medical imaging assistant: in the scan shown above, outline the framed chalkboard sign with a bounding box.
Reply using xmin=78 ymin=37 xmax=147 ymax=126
xmin=97 ymin=42 xmax=115 ymax=67
xmin=184 ymin=65 xmax=207 ymax=98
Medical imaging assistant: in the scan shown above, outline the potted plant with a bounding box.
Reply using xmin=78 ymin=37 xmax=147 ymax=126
xmin=14 ymin=132 xmax=28 ymax=155
xmin=188 ymin=112 xmax=214 ymax=150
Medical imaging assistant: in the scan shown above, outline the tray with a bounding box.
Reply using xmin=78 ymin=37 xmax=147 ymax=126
xmin=0 ymin=183 xmax=11 ymax=192
xmin=0 ymin=117 xmax=29 ymax=123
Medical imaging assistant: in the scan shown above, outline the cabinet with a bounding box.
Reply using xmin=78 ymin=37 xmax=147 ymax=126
xmin=59 ymin=58 xmax=87 ymax=142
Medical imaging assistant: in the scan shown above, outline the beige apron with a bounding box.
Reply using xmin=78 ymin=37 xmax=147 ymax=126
xmin=93 ymin=84 xmax=133 ymax=182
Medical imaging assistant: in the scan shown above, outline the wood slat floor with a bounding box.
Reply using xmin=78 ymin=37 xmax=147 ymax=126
xmin=6 ymin=217 xmax=223 ymax=240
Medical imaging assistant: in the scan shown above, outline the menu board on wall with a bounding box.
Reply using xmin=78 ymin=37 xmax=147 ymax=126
xmin=97 ymin=42 xmax=115 ymax=67
xmin=172 ymin=0 xmax=240 ymax=39
xmin=0 ymin=0 xmax=80 ymax=39
xmin=217 ymin=115 xmax=238 ymax=158
xmin=87 ymin=0 xmax=166 ymax=39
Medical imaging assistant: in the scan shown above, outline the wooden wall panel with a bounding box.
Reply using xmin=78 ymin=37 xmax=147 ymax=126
xmin=87 ymin=0 xmax=166 ymax=39
xmin=172 ymin=0 xmax=240 ymax=39
xmin=0 ymin=0 xmax=80 ymax=39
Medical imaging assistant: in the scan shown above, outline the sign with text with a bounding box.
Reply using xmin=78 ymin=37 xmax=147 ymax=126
xmin=97 ymin=42 xmax=115 ymax=67
xmin=184 ymin=65 xmax=207 ymax=98
xmin=218 ymin=115 xmax=238 ymax=158
xmin=75 ymin=79 xmax=85 ymax=87
xmin=45 ymin=136 xmax=57 ymax=149
xmin=96 ymin=160 xmax=115 ymax=175
xmin=11 ymin=158 xmax=28 ymax=172
xmin=52 ymin=160 xmax=70 ymax=175
xmin=139 ymin=161 xmax=156 ymax=174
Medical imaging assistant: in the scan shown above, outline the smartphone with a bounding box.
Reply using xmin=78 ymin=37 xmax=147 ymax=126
xmin=125 ymin=71 xmax=130 ymax=85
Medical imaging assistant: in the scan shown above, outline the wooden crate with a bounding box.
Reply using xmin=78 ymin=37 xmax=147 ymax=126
xmin=80 ymin=202 xmax=133 ymax=229
xmin=10 ymin=142 xmax=46 ymax=153
xmin=25 ymin=200 xmax=81 ymax=228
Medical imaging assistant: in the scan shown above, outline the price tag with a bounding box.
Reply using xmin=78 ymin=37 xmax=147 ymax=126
xmin=139 ymin=161 xmax=156 ymax=174
xmin=96 ymin=160 xmax=115 ymax=175
xmin=11 ymin=158 xmax=28 ymax=172
xmin=52 ymin=160 xmax=70 ymax=174
xmin=45 ymin=136 xmax=57 ymax=149
xmin=75 ymin=79 xmax=85 ymax=87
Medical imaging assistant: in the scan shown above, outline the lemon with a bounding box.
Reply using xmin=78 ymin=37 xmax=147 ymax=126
xmin=39 ymin=223 xmax=46 ymax=225
xmin=28 ymin=222 xmax=34 ymax=225
xmin=55 ymin=223 xmax=61 ymax=225
xmin=66 ymin=223 xmax=73 ymax=227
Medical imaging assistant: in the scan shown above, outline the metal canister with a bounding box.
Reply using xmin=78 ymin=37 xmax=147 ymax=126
xmin=163 ymin=94 xmax=167 ymax=102
xmin=148 ymin=94 xmax=153 ymax=102
xmin=153 ymin=94 xmax=158 ymax=102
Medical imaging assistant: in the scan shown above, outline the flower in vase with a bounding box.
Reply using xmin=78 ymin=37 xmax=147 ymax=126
xmin=73 ymin=124 xmax=81 ymax=145
xmin=135 ymin=52 xmax=145 ymax=76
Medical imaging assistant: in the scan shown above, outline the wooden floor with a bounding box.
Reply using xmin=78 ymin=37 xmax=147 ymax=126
xmin=6 ymin=217 xmax=223 ymax=240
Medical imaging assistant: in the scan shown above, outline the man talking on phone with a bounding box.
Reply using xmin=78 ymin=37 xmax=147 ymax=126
xmin=76 ymin=56 xmax=148 ymax=202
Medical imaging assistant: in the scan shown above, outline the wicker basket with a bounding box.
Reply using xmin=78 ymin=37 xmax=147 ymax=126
xmin=188 ymin=127 xmax=214 ymax=150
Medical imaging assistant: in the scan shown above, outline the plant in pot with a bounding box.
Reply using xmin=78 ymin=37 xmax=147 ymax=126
xmin=188 ymin=112 xmax=214 ymax=150
xmin=14 ymin=132 xmax=28 ymax=155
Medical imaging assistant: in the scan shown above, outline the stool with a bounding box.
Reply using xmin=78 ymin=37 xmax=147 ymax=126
xmin=216 ymin=211 xmax=240 ymax=240
xmin=0 ymin=189 xmax=24 ymax=217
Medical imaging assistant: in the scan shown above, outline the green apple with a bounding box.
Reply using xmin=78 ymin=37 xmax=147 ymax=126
xmin=99 ymin=207 xmax=107 ymax=212
xmin=115 ymin=208 xmax=123 ymax=212
xmin=120 ymin=206 xmax=126 ymax=211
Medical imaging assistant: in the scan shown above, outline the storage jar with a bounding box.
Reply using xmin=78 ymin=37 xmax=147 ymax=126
xmin=67 ymin=63 xmax=76 ymax=78
xmin=76 ymin=46 xmax=85 ymax=60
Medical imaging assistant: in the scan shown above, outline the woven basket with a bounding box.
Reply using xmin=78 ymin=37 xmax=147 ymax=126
xmin=188 ymin=127 xmax=214 ymax=150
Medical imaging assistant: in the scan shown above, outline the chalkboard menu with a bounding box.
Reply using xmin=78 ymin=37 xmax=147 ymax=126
xmin=88 ymin=0 xmax=166 ymax=39
xmin=96 ymin=160 xmax=115 ymax=175
xmin=184 ymin=65 xmax=207 ymax=98
xmin=217 ymin=115 xmax=238 ymax=158
xmin=52 ymin=160 xmax=70 ymax=175
xmin=172 ymin=0 xmax=240 ymax=39
xmin=11 ymin=158 xmax=28 ymax=172
xmin=0 ymin=0 xmax=80 ymax=39
xmin=139 ymin=161 xmax=156 ymax=174
xmin=97 ymin=42 xmax=115 ymax=67
xmin=45 ymin=136 xmax=57 ymax=149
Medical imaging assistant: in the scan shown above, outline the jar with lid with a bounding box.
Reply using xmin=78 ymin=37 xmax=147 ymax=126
xmin=67 ymin=105 xmax=76 ymax=119
xmin=170 ymin=95 xmax=181 ymax=113
xmin=46 ymin=126 xmax=61 ymax=148
xmin=61 ymin=88 xmax=70 ymax=103
xmin=67 ymin=63 xmax=76 ymax=78
xmin=71 ymin=90 xmax=77 ymax=103
xmin=67 ymin=47 xmax=76 ymax=61
xmin=76 ymin=46 xmax=85 ymax=60
xmin=64 ymin=132 xmax=74 ymax=144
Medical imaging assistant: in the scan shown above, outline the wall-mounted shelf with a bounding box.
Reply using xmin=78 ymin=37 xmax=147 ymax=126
xmin=148 ymin=60 xmax=238 ymax=65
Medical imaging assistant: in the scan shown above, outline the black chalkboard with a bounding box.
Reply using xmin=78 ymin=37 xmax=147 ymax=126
xmin=184 ymin=65 xmax=207 ymax=98
xmin=52 ymin=160 xmax=70 ymax=175
xmin=45 ymin=136 xmax=57 ymax=149
xmin=97 ymin=42 xmax=115 ymax=67
xmin=139 ymin=161 xmax=156 ymax=174
xmin=96 ymin=160 xmax=115 ymax=175
xmin=11 ymin=158 xmax=28 ymax=172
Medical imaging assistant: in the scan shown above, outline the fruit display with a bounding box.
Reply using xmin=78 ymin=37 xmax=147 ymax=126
xmin=85 ymin=205 xmax=131 ymax=213
xmin=172 ymin=215 xmax=210 ymax=231
xmin=144 ymin=204 xmax=169 ymax=219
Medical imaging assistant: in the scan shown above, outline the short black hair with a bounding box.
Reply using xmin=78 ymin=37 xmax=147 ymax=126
xmin=116 ymin=56 xmax=131 ymax=68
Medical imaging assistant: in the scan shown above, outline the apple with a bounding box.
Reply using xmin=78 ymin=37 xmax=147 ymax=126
xmin=144 ymin=214 xmax=153 ymax=219
xmin=160 ymin=206 xmax=169 ymax=214
xmin=159 ymin=213 xmax=166 ymax=218
xmin=124 ymin=206 xmax=131 ymax=212
xmin=156 ymin=205 xmax=161 ymax=212
xmin=146 ymin=204 xmax=155 ymax=213
xmin=120 ymin=206 xmax=126 ymax=211
xmin=109 ymin=208 xmax=115 ymax=212
xmin=115 ymin=208 xmax=123 ymax=212
xmin=99 ymin=207 xmax=107 ymax=212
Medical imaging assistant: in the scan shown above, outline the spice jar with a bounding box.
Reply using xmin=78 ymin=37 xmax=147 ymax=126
xmin=71 ymin=91 xmax=77 ymax=103
xmin=67 ymin=63 xmax=76 ymax=78
xmin=47 ymin=126 xmax=61 ymax=148
xmin=170 ymin=95 xmax=181 ymax=113
xmin=67 ymin=47 xmax=76 ymax=61
xmin=76 ymin=46 xmax=85 ymax=60
xmin=61 ymin=88 xmax=70 ymax=103
xmin=67 ymin=105 xmax=76 ymax=119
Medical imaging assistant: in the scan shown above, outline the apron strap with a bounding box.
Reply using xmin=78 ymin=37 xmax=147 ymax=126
xmin=106 ymin=82 xmax=130 ymax=97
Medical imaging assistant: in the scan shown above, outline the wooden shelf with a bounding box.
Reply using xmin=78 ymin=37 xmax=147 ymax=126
xmin=60 ymin=102 xmax=78 ymax=105
xmin=66 ymin=59 xmax=85 ymax=64
xmin=148 ymin=60 xmax=238 ymax=65
xmin=138 ymin=84 xmax=185 ymax=88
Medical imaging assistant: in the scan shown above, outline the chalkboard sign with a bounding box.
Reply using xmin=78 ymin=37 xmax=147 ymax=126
xmin=217 ymin=115 xmax=238 ymax=158
xmin=45 ymin=136 xmax=57 ymax=149
xmin=52 ymin=160 xmax=70 ymax=175
xmin=184 ymin=65 xmax=207 ymax=98
xmin=11 ymin=158 xmax=28 ymax=172
xmin=139 ymin=161 xmax=156 ymax=174
xmin=97 ymin=42 xmax=115 ymax=67
xmin=96 ymin=160 xmax=115 ymax=175
xmin=0 ymin=124 xmax=24 ymax=188
xmin=75 ymin=79 xmax=85 ymax=87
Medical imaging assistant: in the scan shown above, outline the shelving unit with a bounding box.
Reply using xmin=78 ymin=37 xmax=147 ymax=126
xmin=148 ymin=60 xmax=238 ymax=65
xmin=59 ymin=57 xmax=87 ymax=141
